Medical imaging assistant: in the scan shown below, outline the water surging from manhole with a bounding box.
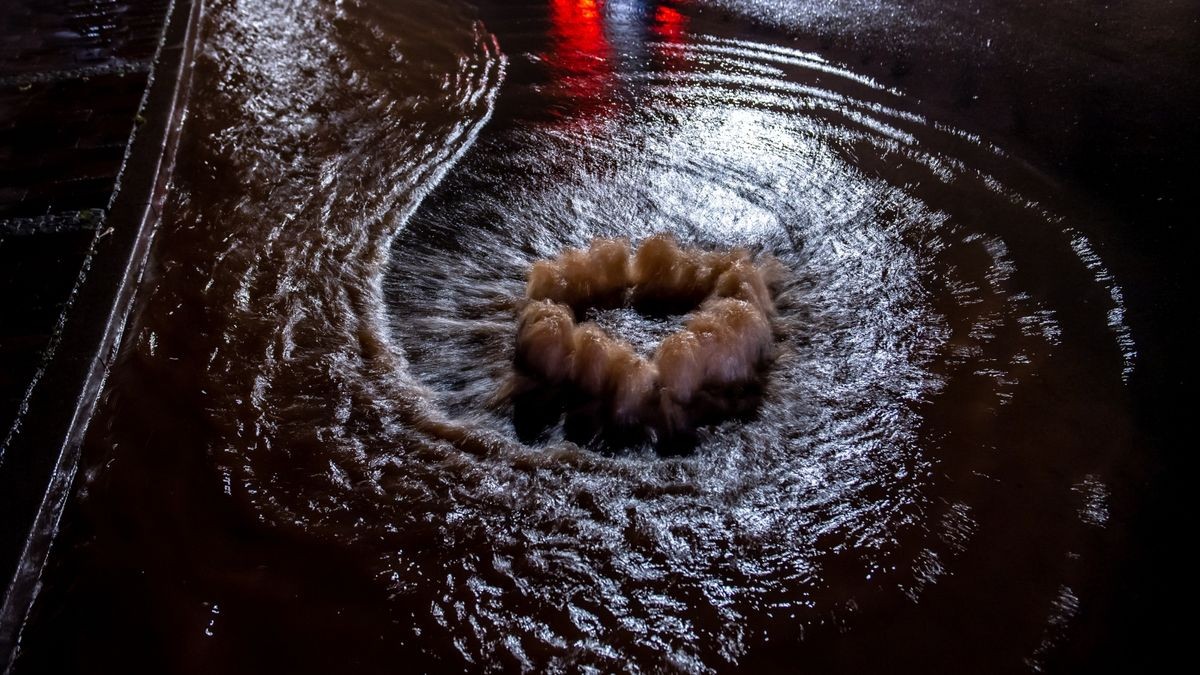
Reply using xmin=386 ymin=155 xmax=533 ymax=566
xmin=511 ymin=234 xmax=781 ymax=445
xmin=39 ymin=0 xmax=1142 ymax=672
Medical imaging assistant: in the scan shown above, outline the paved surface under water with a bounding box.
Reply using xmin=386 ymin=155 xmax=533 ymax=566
xmin=12 ymin=0 xmax=1184 ymax=672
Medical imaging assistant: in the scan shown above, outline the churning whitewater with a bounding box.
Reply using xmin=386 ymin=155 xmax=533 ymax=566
xmin=512 ymin=234 xmax=782 ymax=442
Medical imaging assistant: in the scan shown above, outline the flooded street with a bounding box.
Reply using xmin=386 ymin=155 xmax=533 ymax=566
xmin=10 ymin=0 xmax=1192 ymax=672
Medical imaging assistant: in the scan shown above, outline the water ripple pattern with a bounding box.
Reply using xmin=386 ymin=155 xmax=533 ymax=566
xmin=70 ymin=0 xmax=1140 ymax=672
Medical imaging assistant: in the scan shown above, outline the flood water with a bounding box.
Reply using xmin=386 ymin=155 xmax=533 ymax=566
xmin=10 ymin=0 xmax=1192 ymax=672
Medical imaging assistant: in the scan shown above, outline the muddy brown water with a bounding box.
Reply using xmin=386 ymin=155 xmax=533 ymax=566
xmin=9 ymin=0 xmax=1192 ymax=672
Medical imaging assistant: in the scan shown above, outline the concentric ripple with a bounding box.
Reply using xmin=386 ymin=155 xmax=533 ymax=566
xmin=31 ymin=0 xmax=1141 ymax=673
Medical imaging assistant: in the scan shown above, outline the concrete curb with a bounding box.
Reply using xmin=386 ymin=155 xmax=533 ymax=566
xmin=0 ymin=0 xmax=205 ymax=668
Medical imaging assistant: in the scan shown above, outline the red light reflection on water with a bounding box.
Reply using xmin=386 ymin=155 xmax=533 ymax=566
xmin=652 ymin=4 xmax=690 ymax=70
xmin=545 ymin=1 xmax=696 ymax=123
xmin=653 ymin=5 xmax=687 ymax=42
xmin=547 ymin=0 xmax=616 ymax=123
xmin=549 ymin=0 xmax=609 ymax=70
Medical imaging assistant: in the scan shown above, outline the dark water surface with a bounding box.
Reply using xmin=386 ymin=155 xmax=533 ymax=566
xmin=11 ymin=0 xmax=1192 ymax=672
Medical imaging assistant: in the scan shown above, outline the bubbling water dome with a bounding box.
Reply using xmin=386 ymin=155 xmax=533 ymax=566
xmin=512 ymin=234 xmax=783 ymax=445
